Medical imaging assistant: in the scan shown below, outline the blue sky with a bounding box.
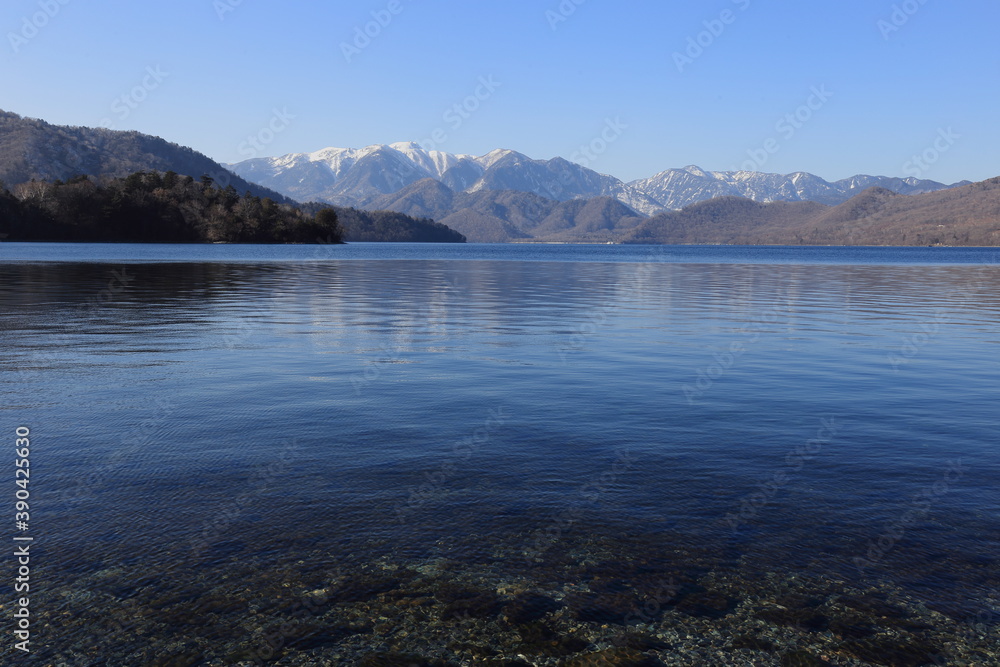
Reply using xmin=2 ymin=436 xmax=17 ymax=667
xmin=1 ymin=0 xmax=997 ymax=184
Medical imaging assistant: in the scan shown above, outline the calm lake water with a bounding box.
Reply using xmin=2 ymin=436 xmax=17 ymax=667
xmin=1 ymin=242 xmax=998 ymax=666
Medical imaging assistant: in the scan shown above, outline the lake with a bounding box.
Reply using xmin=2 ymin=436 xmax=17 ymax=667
xmin=1 ymin=242 xmax=998 ymax=666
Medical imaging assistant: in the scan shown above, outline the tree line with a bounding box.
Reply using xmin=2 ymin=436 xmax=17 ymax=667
xmin=0 ymin=171 xmax=343 ymax=243
xmin=299 ymin=203 xmax=466 ymax=243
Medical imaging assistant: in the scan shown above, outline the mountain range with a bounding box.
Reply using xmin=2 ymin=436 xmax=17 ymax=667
xmin=0 ymin=110 xmax=457 ymax=243
xmin=3 ymin=110 xmax=997 ymax=247
xmin=623 ymin=179 xmax=1000 ymax=247
xmin=227 ymin=143 xmax=969 ymax=242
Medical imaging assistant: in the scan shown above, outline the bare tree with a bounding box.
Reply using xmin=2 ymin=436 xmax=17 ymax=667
xmin=12 ymin=180 xmax=51 ymax=204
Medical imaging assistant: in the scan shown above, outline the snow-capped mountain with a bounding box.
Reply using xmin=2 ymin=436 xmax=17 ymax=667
xmin=228 ymin=143 xmax=664 ymax=214
xmin=227 ymin=144 xmax=959 ymax=215
xmin=232 ymin=142 xmax=469 ymax=204
xmin=628 ymin=166 xmax=956 ymax=209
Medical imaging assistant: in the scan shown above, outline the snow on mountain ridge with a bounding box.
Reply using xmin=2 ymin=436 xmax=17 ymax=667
xmin=476 ymin=148 xmax=521 ymax=170
xmin=227 ymin=146 xmax=960 ymax=215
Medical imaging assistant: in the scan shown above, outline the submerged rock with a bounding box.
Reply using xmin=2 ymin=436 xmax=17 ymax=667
xmin=672 ymin=589 xmax=738 ymax=619
xmin=730 ymin=634 xmax=776 ymax=652
xmin=359 ymin=652 xmax=457 ymax=667
xmin=515 ymin=622 xmax=591 ymax=657
xmin=757 ymin=606 xmax=830 ymax=632
xmin=282 ymin=623 xmax=371 ymax=651
xmin=143 ymin=650 xmax=205 ymax=667
xmin=828 ymin=615 xmax=877 ymax=640
xmin=779 ymin=650 xmax=832 ymax=666
xmin=433 ymin=583 xmax=486 ymax=603
xmin=841 ymin=638 xmax=943 ymax=667
xmin=331 ymin=574 xmax=403 ymax=603
xmin=560 ymin=648 xmax=666 ymax=666
xmin=564 ymin=592 xmax=636 ymax=625
xmin=441 ymin=592 xmax=502 ymax=620
xmin=610 ymin=633 xmax=672 ymax=652
xmin=502 ymin=593 xmax=562 ymax=625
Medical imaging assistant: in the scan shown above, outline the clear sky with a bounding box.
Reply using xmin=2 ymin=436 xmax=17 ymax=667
xmin=1 ymin=0 xmax=997 ymax=184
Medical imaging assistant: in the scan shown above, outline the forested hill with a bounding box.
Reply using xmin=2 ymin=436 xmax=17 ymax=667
xmin=0 ymin=171 xmax=345 ymax=243
xmin=0 ymin=171 xmax=466 ymax=244
xmin=0 ymin=110 xmax=291 ymax=204
xmin=0 ymin=111 xmax=466 ymax=243
xmin=299 ymin=202 xmax=466 ymax=243
xmin=622 ymin=178 xmax=1000 ymax=246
